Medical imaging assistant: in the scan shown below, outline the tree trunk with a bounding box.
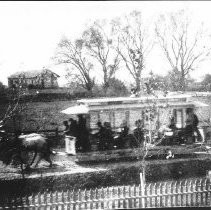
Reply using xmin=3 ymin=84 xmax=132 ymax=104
xmin=87 ymin=88 xmax=93 ymax=97
xmin=86 ymin=83 xmax=93 ymax=97
xmin=136 ymin=77 xmax=141 ymax=92
xmin=103 ymin=66 xmax=109 ymax=96
xmin=180 ymin=70 xmax=186 ymax=91
xmin=103 ymin=84 xmax=109 ymax=96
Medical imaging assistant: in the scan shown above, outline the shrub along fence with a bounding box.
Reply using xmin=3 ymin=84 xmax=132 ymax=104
xmin=0 ymin=177 xmax=210 ymax=209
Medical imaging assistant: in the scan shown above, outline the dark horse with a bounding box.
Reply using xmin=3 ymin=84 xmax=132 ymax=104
xmin=0 ymin=132 xmax=53 ymax=173
xmin=18 ymin=133 xmax=53 ymax=168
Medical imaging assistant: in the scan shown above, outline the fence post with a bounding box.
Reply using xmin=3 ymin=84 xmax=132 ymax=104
xmin=140 ymin=172 xmax=145 ymax=188
xmin=189 ymin=179 xmax=193 ymax=206
xmin=199 ymin=179 xmax=203 ymax=206
xmin=178 ymin=180 xmax=182 ymax=206
xmin=146 ymin=183 xmax=151 ymax=208
xmin=202 ymin=178 xmax=207 ymax=206
xmin=184 ymin=180 xmax=188 ymax=206
xmin=180 ymin=180 xmax=184 ymax=207
xmin=123 ymin=186 xmax=126 ymax=209
xmin=49 ymin=192 xmax=53 ymax=210
xmin=61 ymin=191 xmax=64 ymax=210
xmin=164 ymin=182 xmax=168 ymax=207
xmin=90 ymin=189 xmax=93 ymax=210
xmin=72 ymin=189 xmax=76 ymax=210
xmin=100 ymin=187 xmax=104 ymax=210
xmin=43 ymin=191 xmax=47 ymax=209
xmin=194 ymin=179 xmax=198 ymax=206
xmin=206 ymin=178 xmax=211 ymax=206
xmin=128 ymin=185 xmax=132 ymax=208
xmin=84 ymin=189 xmax=87 ymax=210
xmin=112 ymin=186 xmax=115 ymax=209
xmin=140 ymin=172 xmax=145 ymax=208
xmin=94 ymin=188 xmax=97 ymax=209
xmin=174 ymin=181 xmax=178 ymax=207
xmin=78 ymin=189 xmax=81 ymax=210
xmin=159 ymin=182 xmax=163 ymax=207
xmin=106 ymin=187 xmax=109 ymax=209
xmin=132 ymin=185 xmax=136 ymax=208
xmin=118 ymin=186 xmax=122 ymax=209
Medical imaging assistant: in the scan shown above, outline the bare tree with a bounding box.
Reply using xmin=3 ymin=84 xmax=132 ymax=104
xmin=1 ymin=86 xmax=41 ymax=135
xmin=82 ymin=20 xmax=120 ymax=95
xmin=1 ymin=86 xmax=25 ymax=131
xmin=155 ymin=10 xmax=211 ymax=91
xmin=55 ymin=37 xmax=95 ymax=94
xmin=111 ymin=11 xmax=154 ymax=92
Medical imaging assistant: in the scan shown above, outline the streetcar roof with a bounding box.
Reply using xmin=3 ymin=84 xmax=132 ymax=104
xmin=77 ymin=94 xmax=191 ymax=106
xmin=61 ymin=94 xmax=208 ymax=115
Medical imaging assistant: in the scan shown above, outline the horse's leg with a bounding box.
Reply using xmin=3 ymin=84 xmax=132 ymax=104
xmin=18 ymin=153 xmax=25 ymax=177
xmin=19 ymin=152 xmax=30 ymax=174
xmin=34 ymin=153 xmax=42 ymax=168
xmin=20 ymin=162 xmax=25 ymax=179
xmin=30 ymin=150 xmax=37 ymax=166
xmin=44 ymin=153 xmax=52 ymax=167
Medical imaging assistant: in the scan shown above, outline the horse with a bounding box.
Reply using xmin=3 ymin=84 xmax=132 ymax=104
xmin=0 ymin=132 xmax=53 ymax=173
xmin=18 ymin=133 xmax=53 ymax=168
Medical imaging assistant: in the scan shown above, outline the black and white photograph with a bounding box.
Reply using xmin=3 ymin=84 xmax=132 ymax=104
xmin=1 ymin=1 xmax=211 ymax=209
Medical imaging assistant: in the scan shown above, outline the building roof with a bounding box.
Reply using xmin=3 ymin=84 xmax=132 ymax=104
xmin=8 ymin=69 xmax=60 ymax=79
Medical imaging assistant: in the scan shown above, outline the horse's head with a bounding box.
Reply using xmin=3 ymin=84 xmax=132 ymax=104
xmin=0 ymin=136 xmax=18 ymax=165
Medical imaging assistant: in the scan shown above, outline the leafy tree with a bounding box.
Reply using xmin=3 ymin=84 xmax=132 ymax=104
xmin=0 ymin=81 xmax=6 ymax=92
xmin=144 ymin=71 xmax=169 ymax=96
xmin=0 ymin=82 xmax=7 ymax=101
xmin=111 ymin=11 xmax=154 ymax=92
xmin=106 ymin=78 xmax=129 ymax=97
xmin=164 ymin=70 xmax=196 ymax=92
xmin=201 ymin=74 xmax=211 ymax=91
xmin=155 ymin=10 xmax=210 ymax=91
xmin=82 ymin=20 xmax=120 ymax=95
xmin=165 ymin=69 xmax=183 ymax=92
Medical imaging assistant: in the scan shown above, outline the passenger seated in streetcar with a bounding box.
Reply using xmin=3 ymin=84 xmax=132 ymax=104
xmin=190 ymin=108 xmax=202 ymax=142
xmin=68 ymin=118 xmax=78 ymax=137
xmin=68 ymin=118 xmax=79 ymax=150
xmin=177 ymin=108 xmax=193 ymax=144
xmin=133 ymin=119 xmax=145 ymax=147
xmin=169 ymin=116 xmax=177 ymax=131
xmin=119 ymin=120 xmax=129 ymax=139
xmin=159 ymin=116 xmax=177 ymax=135
xmin=103 ymin=122 xmax=114 ymax=150
xmin=115 ymin=120 xmax=129 ymax=149
xmin=95 ymin=121 xmax=107 ymax=151
xmin=178 ymin=108 xmax=201 ymax=144
xmin=63 ymin=121 xmax=70 ymax=135
xmin=158 ymin=116 xmax=179 ymax=145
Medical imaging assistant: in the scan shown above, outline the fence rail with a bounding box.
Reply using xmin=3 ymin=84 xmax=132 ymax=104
xmin=0 ymin=177 xmax=211 ymax=209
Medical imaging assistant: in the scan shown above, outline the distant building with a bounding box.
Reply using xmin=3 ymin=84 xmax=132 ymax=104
xmin=8 ymin=68 xmax=60 ymax=89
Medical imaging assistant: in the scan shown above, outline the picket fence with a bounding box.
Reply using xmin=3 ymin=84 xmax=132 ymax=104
xmin=0 ymin=177 xmax=211 ymax=209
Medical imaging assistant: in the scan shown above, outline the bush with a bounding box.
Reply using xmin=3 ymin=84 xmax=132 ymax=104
xmin=1 ymin=158 xmax=211 ymax=196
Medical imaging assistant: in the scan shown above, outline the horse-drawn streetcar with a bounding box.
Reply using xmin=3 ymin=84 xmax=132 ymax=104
xmin=61 ymin=94 xmax=210 ymax=162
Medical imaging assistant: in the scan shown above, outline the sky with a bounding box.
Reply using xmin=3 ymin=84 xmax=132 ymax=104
xmin=0 ymin=1 xmax=211 ymax=86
